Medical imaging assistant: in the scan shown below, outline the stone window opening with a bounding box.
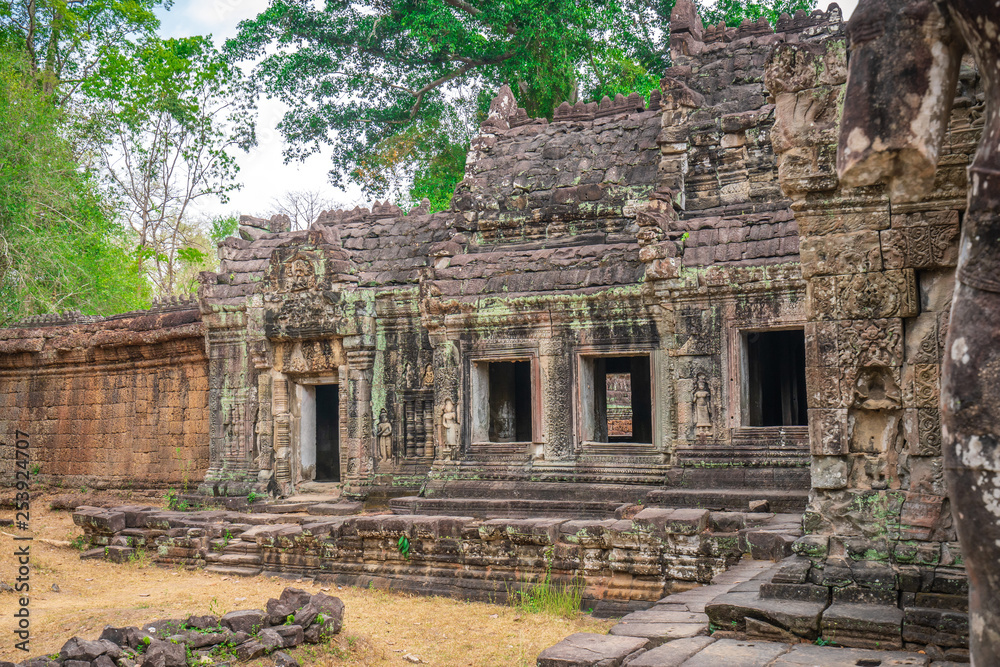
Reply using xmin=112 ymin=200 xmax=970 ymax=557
xmin=581 ymin=355 xmax=653 ymax=444
xmin=471 ymin=360 xmax=534 ymax=443
xmin=743 ymin=329 xmax=807 ymax=427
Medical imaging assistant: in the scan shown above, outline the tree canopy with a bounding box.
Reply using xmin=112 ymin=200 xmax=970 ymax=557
xmin=0 ymin=0 xmax=255 ymax=317
xmin=228 ymin=0 xmax=815 ymax=211
xmin=0 ymin=45 xmax=150 ymax=322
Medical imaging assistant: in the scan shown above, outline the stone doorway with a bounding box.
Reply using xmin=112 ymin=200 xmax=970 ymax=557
xmin=315 ymin=384 xmax=340 ymax=482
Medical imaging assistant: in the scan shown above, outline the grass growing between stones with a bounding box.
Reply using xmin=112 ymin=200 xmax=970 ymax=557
xmin=507 ymin=573 xmax=583 ymax=618
xmin=0 ymin=490 xmax=613 ymax=665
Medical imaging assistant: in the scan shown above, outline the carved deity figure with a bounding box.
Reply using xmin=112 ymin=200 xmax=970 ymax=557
xmin=422 ymin=363 xmax=435 ymax=386
xmin=376 ymin=408 xmax=393 ymax=460
xmin=441 ymin=398 xmax=459 ymax=459
xmin=693 ymin=374 xmax=712 ymax=437
xmin=837 ymin=1 xmax=1000 ymax=660
xmin=287 ymin=258 xmax=314 ymax=292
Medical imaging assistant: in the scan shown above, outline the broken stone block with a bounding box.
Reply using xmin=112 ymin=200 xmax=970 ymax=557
xmin=60 ymin=637 xmax=109 ymax=662
xmin=275 ymin=625 xmax=304 ymax=648
xmin=758 ymin=582 xmax=828 ymax=604
xmin=185 ymin=615 xmax=220 ymax=630
xmin=608 ymin=620 xmax=704 ymax=647
xmin=748 ymin=500 xmax=770 ymax=513
xmin=99 ymin=626 xmax=142 ymax=649
xmin=272 ymin=651 xmax=299 ymax=667
xmin=139 ymin=639 xmax=186 ymax=667
xmin=221 ymin=610 xmax=266 ymax=635
xmin=770 ymin=556 xmax=811 ymax=584
xmin=232 ymin=639 xmax=267 ymax=662
xmin=770 ymin=643 xmax=931 ymax=666
xmin=903 ymin=607 xmax=969 ymax=648
xmin=537 ymin=633 xmax=648 ymax=667
xmin=256 ymin=628 xmax=284 ymax=653
xmin=706 ymin=591 xmax=824 ymax=638
xmin=820 ymin=603 xmax=904 ymax=650
xmin=92 ymin=654 xmax=116 ymax=667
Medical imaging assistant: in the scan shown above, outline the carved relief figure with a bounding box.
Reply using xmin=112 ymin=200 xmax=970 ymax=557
xmin=376 ymin=408 xmax=393 ymax=460
xmin=287 ymin=258 xmax=315 ymax=292
xmin=422 ymin=363 xmax=434 ymax=386
xmin=441 ymin=397 xmax=458 ymax=459
xmin=693 ymin=374 xmax=712 ymax=437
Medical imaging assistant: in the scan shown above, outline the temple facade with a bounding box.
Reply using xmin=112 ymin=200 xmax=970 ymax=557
xmin=185 ymin=8 xmax=856 ymax=505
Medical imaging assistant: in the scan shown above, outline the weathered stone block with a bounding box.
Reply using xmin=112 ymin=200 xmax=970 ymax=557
xmin=758 ymin=582 xmax=828 ymax=603
xmin=811 ymin=456 xmax=848 ymax=489
xmin=139 ymin=639 xmax=187 ymax=667
xmin=898 ymin=493 xmax=945 ymax=542
xmin=677 ymin=637 xmax=791 ymax=667
xmin=536 ymin=633 xmax=648 ymax=667
xmin=625 ymin=636 xmax=717 ymax=667
xmin=632 ymin=508 xmax=708 ymax=536
xmin=808 ymin=410 xmax=848 ymax=455
xmin=221 ymin=610 xmax=266 ymax=635
xmin=799 ymin=230 xmax=882 ymax=278
xmin=903 ymin=607 xmax=969 ymax=648
xmin=820 ymin=603 xmax=903 ymax=650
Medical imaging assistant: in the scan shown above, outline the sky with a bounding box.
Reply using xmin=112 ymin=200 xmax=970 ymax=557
xmin=156 ymin=0 xmax=858 ymax=222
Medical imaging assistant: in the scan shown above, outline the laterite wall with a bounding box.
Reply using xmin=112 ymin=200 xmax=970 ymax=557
xmin=0 ymin=305 xmax=209 ymax=488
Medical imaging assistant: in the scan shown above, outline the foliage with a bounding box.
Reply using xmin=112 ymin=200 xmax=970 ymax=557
xmin=227 ymin=0 xmax=666 ymax=204
xmin=165 ymin=489 xmax=189 ymax=511
xmin=0 ymin=45 xmax=150 ymax=322
xmin=0 ymin=0 xmax=166 ymax=100
xmin=698 ymin=0 xmax=817 ymax=27
xmin=210 ymin=215 xmax=239 ymax=243
xmin=397 ymin=535 xmax=410 ymax=559
xmin=79 ymin=35 xmax=255 ymax=296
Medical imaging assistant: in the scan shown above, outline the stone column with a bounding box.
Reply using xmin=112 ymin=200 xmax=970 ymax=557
xmin=343 ymin=347 xmax=375 ymax=497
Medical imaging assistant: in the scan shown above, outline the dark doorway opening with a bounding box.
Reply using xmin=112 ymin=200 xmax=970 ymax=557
xmin=745 ymin=329 xmax=808 ymax=427
xmin=315 ymin=384 xmax=340 ymax=481
xmin=488 ymin=361 xmax=532 ymax=442
xmin=589 ymin=355 xmax=652 ymax=443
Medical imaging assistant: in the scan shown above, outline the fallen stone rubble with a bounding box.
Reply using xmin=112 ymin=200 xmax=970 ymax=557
xmin=1 ymin=587 xmax=343 ymax=667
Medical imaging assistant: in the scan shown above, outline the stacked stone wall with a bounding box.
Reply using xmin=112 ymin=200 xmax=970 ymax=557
xmin=74 ymin=504 xmax=801 ymax=615
xmin=0 ymin=304 xmax=209 ymax=488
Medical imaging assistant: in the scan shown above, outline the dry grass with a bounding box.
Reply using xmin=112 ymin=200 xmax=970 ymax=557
xmin=0 ymin=491 xmax=613 ymax=665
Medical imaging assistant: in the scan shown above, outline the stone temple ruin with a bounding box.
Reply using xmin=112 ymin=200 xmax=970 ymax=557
xmin=0 ymin=0 xmax=981 ymax=660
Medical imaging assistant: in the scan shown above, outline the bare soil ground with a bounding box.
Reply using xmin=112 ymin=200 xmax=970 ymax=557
xmin=0 ymin=490 xmax=613 ymax=666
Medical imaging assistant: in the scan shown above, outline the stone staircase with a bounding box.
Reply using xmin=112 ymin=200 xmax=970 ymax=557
xmin=537 ymin=558 xmax=963 ymax=666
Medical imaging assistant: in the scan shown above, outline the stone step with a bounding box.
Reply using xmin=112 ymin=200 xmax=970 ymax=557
xmin=204 ymin=564 xmax=263 ymax=577
xmin=306 ymin=502 xmax=364 ymax=516
xmin=389 ymin=496 xmax=628 ymax=519
xmin=643 ymin=489 xmax=808 ymax=513
xmin=205 ymin=552 xmax=263 ymax=566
